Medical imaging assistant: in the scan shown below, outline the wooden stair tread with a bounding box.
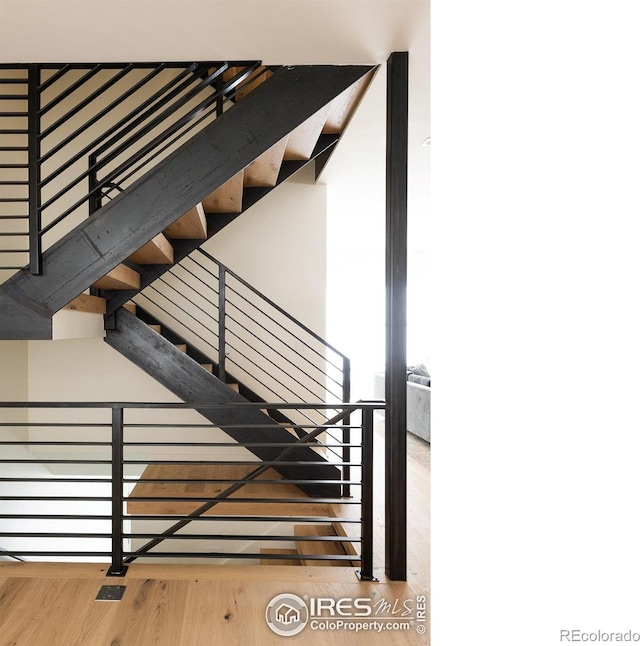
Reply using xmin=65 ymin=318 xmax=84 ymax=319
xmin=127 ymin=464 xmax=331 ymax=516
xmin=202 ymin=171 xmax=244 ymax=213
xmin=164 ymin=203 xmax=207 ymax=239
xmin=200 ymin=363 xmax=213 ymax=373
xmin=175 ymin=344 xmax=187 ymax=353
xmin=243 ymin=137 xmax=289 ymax=187
xmin=93 ymin=264 xmax=140 ymax=290
xmin=294 ymin=524 xmax=348 ymax=567
xmin=63 ymin=294 xmax=106 ymax=314
xmin=260 ymin=548 xmax=302 ymax=566
xmin=128 ymin=233 xmax=174 ymax=265
xmin=284 ymin=105 xmax=331 ymax=161
xmin=227 ymin=383 xmax=239 ymax=393
xmin=147 ymin=324 xmax=161 ymax=333
xmin=322 ymin=70 xmax=376 ymax=135
xmin=123 ymin=302 xmax=136 ymax=314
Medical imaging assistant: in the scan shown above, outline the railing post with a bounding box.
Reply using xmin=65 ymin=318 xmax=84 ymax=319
xmin=218 ymin=266 xmax=227 ymax=382
xmin=88 ymin=152 xmax=100 ymax=215
xmin=108 ymin=406 xmax=127 ymax=576
xmin=358 ymin=406 xmax=376 ymax=581
xmin=27 ymin=64 xmax=42 ymax=275
xmin=342 ymin=358 xmax=351 ymax=498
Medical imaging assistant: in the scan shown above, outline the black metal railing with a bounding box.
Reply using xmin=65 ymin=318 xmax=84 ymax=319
xmin=133 ymin=248 xmax=352 ymax=478
xmin=0 ymin=401 xmax=381 ymax=581
xmin=0 ymin=61 xmax=270 ymax=278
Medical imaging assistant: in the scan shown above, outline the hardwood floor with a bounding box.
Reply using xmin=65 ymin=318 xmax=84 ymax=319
xmin=0 ymin=421 xmax=430 ymax=645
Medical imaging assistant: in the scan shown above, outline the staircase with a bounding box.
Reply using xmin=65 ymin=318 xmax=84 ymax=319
xmin=1 ymin=60 xmax=375 ymax=506
xmin=0 ymin=63 xmax=375 ymax=339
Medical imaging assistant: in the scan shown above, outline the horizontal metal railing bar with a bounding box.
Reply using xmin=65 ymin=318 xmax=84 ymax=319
xmin=156 ymin=275 xmax=216 ymax=320
xmin=121 ymin=552 xmax=359 ymax=561
xmin=0 ymin=78 xmax=28 ymax=83
xmin=225 ymin=323 xmax=329 ymax=402
xmin=37 ymin=63 xmax=201 ymax=206
xmin=89 ymin=64 xmax=233 ymax=184
xmin=135 ymin=293 xmax=218 ymax=348
xmin=123 ymin=479 xmax=362 ymax=486
xmin=0 ymin=198 xmax=28 ymax=202
xmin=121 ymin=423 xmax=362 ymax=429
xmin=124 ymin=497 xmax=358 ymax=504
xmin=0 ymin=62 xmax=252 ymax=71
xmin=38 ymin=65 xmax=135 ymax=141
xmin=0 ymin=477 xmax=361 ymax=486
xmin=225 ymin=305 xmax=340 ymax=397
xmin=0 ymin=532 xmax=361 ymax=542
xmin=0 ymin=459 xmax=112 ymax=464
xmin=123 ymin=515 xmax=360 ymax=523
xmin=110 ymin=68 xmax=272 ymax=194
xmin=0 ymin=115 xmax=27 ymax=120
xmin=0 ymin=532 xmax=113 ymax=538
xmin=175 ymin=259 xmax=220 ymax=297
xmin=88 ymin=63 xmax=213 ymax=162
xmin=125 ymin=534 xmax=361 ymax=543
xmin=38 ymin=64 xmax=169 ymax=164
xmin=0 ymin=130 xmax=28 ymax=135
xmin=0 ymin=94 xmax=28 ymax=99
xmin=0 ymin=497 xmax=112 ymax=501
xmin=0 ymin=265 xmax=25 ymax=269
xmin=0 ymin=249 xmax=29 ymax=252
xmin=38 ymin=65 xmax=103 ymax=117
xmin=0 ymin=422 xmax=110 ymax=427
xmin=198 ymin=249 xmax=349 ymax=360
xmin=225 ymin=283 xmax=344 ymax=375
xmin=0 ymin=164 xmax=28 ymax=168
xmin=0 ymin=401 xmax=383 ymax=410
xmin=166 ymin=266 xmax=219 ymax=309
xmin=121 ymin=442 xmax=361 ymax=448
xmin=120 ymin=461 xmax=358 ymax=466
xmin=224 ymin=347 xmax=322 ymax=423
xmin=0 ymin=441 xmax=111 ymax=446
xmin=37 ymin=65 xmax=72 ymax=92
xmin=0 ymin=515 xmax=111 ymax=519
xmin=0 ymin=551 xmax=111 ymax=557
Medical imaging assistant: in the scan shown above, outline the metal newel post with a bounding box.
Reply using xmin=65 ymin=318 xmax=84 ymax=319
xmin=342 ymin=359 xmax=351 ymax=498
xmin=27 ymin=64 xmax=41 ymax=275
xmin=218 ymin=266 xmax=227 ymax=382
xmin=108 ymin=406 xmax=127 ymax=576
xmin=358 ymin=406 xmax=376 ymax=581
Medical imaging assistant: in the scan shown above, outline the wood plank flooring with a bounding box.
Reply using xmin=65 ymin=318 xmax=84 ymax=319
xmin=0 ymin=420 xmax=430 ymax=645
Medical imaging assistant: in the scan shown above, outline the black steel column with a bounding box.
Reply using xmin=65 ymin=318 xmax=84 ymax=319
xmin=358 ymin=406 xmax=376 ymax=581
xmin=27 ymin=64 xmax=41 ymax=275
xmin=108 ymin=406 xmax=127 ymax=576
xmin=218 ymin=266 xmax=227 ymax=382
xmin=385 ymin=51 xmax=408 ymax=581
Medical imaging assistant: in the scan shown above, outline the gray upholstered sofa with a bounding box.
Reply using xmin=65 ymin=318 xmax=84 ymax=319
xmin=373 ymin=364 xmax=431 ymax=443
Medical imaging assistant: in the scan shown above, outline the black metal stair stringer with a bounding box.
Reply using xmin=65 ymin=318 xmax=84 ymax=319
xmin=104 ymin=307 xmax=341 ymax=498
xmin=102 ymin=133 xmax=340 ymax=318
xmin=0 ymin=65 xmax=375 ymax=340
